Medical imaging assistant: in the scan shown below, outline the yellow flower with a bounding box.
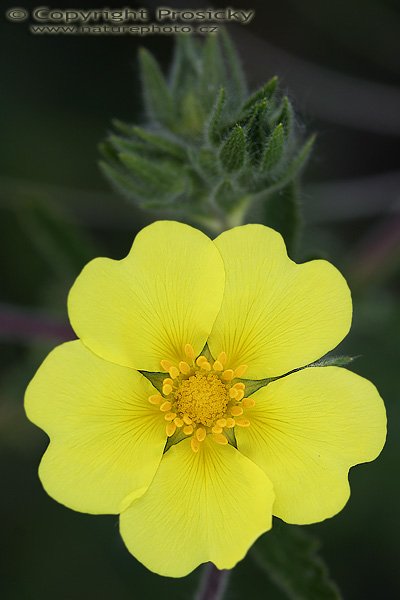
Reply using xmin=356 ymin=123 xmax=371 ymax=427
xmin=25 ymin=221 xmax=386 ymax=577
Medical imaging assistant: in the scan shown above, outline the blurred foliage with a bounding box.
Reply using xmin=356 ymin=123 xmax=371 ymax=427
xmin=100 ymin=32 xmax=313 ymax=238
xmin=1 ymin=0 xmax=399 ymax=598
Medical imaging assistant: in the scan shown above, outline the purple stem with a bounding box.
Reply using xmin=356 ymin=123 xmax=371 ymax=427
xmin=0 ymin=304 xmax=74 ymax=343
xmin=195 ymin=564 xmax=231 ymax=600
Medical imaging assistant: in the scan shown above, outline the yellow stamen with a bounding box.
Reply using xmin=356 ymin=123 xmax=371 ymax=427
xmin=232 ymin=382 xmax=245 ymax=391
xmin=162 ymin=383 xmax=173 ymax=395
xmin=216 ymin=418 xmax=227 ymax=427
xmin=213 ymin=433 xmax=228 ymax=445
xmin=191 ymin=437 xmax=200 ymax=452
xmin=164 ymin=412 xmax=177 ymax=421
xmin=148 ymin=394 xmax=162 ymax=405
xmin=196 ymin=355 xmax=207 ymax=367
xmin=179 ymin=361 xmax=191 ymax=374
xmin=231 ymin=405 xmax=244 ymax=416
xmin=185 ymin=343 xmax=195 ymax=360
xmin=235 ymin=417 xmax=250 ymax=427
xmin=217 ymin=351 xmax=227 ymax=366
xmin=183 ymin=425 xmax=193 ymax=435
xmin=169 ymin=366 xmax=180 ymax=379
xmin=163 ymin=377 xmax=174 ymax=387
xmin=166 ymin=422 xmax=176 ymax=437
xmin=160 ymin=401 xmax=172 ymax=412
xmin=229 ymin=388 xmax=238 ymax=399
xmin=225 ymin=417 xmax=235 ymax=428
xmin=196 ymin=427 xmax=206 ymax=442
xmin=243 ymin=397 xmax=255 ymax=408
xmin=234 ymin=364 xmax=248 ymax=378
xmin=213 ymin=360 xmax=224 ymax=371
xmin=200 ymin=361 xmax=211 ymax=371
xmin=222 ymin=369 xmax=235 ymax=381
xmin=212 ymin=425 xmax=223 ymax=434
xmin=174 ymin=417 xmax=184 ymax=428
xmin=183 ymin=414 xmax=192 ymax=425
xmin=235 ymin=389 xmax=245 ymax=402
xmin=160 ymin=359 xmax=172 ymax=371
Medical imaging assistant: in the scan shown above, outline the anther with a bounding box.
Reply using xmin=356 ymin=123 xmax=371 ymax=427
xmin=183 ymin=425 xmax=193 ymax=435
xmin=196 ymin=355 xmax=207 ymax=367
xmin=216 ymin=418 xmax=227 ymax=427
xmin=179 ymin=361 xmax=191 ymax=374
xmin=160 ymin=359 xmax=172 ymax=371
xmin=164 ymin=412 xmax=177 ymax=421
xmin=235 ymin=389 xmax=245 ymax=402
xmin=242 ymin=397 xmax=255 ymax=408
xmin=196 ymin=427 xmax=206 ymax=442
xmin=169 ymin=366 xmax=180 ymax=379
xmin=185 ymin=344 xmax=195 ymax=360
xmin=213 ymin=360 xmax=224 ymax=371
xmin=225 ymin=417 xmax=235 ymax=428
xmin=222 ymin=369 xmax=235 ymax=381
xmin=235 ymin=417 xmax=250 ymax=427
xmin=148 ymin=394 xmax=162 ymax=405
xmin=160 ymin=401 xmax=172 ymax=412
xmin=234 ymin=365 xmax=248 ymax=378
xmin=213 ymin=433 xmax=228 ymax=445
xmin=229 ymin=388 xmax=238 ymax=399
xmin=163 ymin=378 xmax=174 ymax=387
xmin=232 ymin=382 xmax=245 ymax=391
xmin=183 ymin=414 xmax=192 ymax=425
xmin=162 ymin=383 xmax=173 ymax=395
xmin=191 ymin=437 xmax=200 ymax=452
xmin=166 ymin=422 xmax=176 ymax=437
xmin=212 ymin=425 xmax=223 ymax=434
xmin=217 ymin=352 xmax=227 ymax=366
xmin=231 ymin=405 xmax=244 ymax=416
xmin=174 ymin=417 xmax=184 ymax=428
xmin=200 ymin=361 xmax=211 ymax=371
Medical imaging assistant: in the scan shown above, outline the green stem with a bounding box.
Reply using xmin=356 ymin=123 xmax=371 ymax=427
xmin=194 ymin=564 xmax=231 ymax=600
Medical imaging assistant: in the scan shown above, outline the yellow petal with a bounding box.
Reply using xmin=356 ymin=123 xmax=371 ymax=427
xmin=120 ymin=437 xmax=274 ymax=577
xmin=235 ymin=366 xmax=386 ymax=524
xmin=208 ymin=225 xmax=352 ymax=378
xmin=68 ymin=221 xmax=225 ymax=371
xmin=24 ymin=341 xmax=167 ymax=515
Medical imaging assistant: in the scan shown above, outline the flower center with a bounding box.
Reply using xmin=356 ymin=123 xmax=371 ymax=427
xmin=175 ymin=371 xmax=229 ymax=427
xmin=147 ymin=344 xmax=255 ymax=452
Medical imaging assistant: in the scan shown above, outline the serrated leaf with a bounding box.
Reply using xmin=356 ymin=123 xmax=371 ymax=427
xmin=261 ymin=123 xmax=286 ymax=174
xmin=220 ymin=125 xmax=246 ymax=172
xmin=251 ymin=520 xmax=342 ymax=600
xmin=139 ymin=48 xmax=174 ymax=127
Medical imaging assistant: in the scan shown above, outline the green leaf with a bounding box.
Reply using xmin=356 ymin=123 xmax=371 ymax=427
xmin=130 ymin=126 xmax=186 ymax=160
xmin=139 ymin=48 xmax=174 ymax=127
xmin=241 ymin=76 xmax=278 ymax=115
xmin=251 ymin=520 xmax=342 ymax=600
xmin=118 ymin=153 xmax=183 ymax=196
xmin=276 ymin=96 xmax=295 ymax=139
xmin=99 ymin=160 xmax=147 ymax=202
xmin=219 ymin=28 xmax=247 ymax=103
xmin=200 ymin=35 xmax=226 ymax=108
xmin=261 ymin=123 xmax=286 ymax=174
xmin=207 ymin=88 xmax=226 ymax=145
xmin=220 ymin=125 xmax=246 ymax=172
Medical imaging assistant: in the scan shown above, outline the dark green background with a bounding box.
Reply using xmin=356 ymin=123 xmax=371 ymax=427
xmin=1 ymin=0 xmax=399 ymax=598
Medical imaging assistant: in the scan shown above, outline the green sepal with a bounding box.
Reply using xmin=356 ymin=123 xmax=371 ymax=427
xmin=251 ymin=519 xmax=342 ymax=600
xmin=241 ymin=76 xmax=278 ymax=116
xmin=207 ymin=88 xmax=226 ymax=146
xmin=118 ymin=153 xmax=184 ymax=196
xmin=219 ymin=28 xmax=247 ymax=103
xmin=220 ymin=125 xmax=246 ymax=172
